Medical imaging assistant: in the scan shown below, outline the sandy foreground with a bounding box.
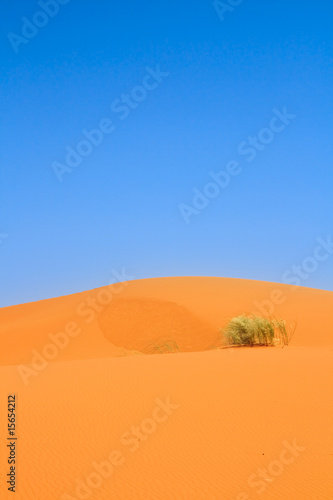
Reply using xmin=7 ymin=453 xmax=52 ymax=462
xmin=0 ymin=277 xmax=332 ymax=499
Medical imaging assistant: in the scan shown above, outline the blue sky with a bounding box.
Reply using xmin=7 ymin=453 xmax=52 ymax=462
xmin=1 ymin=0 xmax=332 ymax=307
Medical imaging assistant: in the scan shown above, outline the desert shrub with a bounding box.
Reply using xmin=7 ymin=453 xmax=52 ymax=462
xmin=273 ymin=318 xmax=297 ymax=346
xmin=222 ymin=315 xmax=292 ymax=347
xmin=142 ymin=339 xmax=180 ymax=354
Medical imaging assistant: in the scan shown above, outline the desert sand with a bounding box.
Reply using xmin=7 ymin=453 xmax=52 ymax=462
xmin=0 ymin=277 xmax=332 ymax=499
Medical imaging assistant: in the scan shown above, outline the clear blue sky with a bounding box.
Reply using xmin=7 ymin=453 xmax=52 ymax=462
xmin=1 ymin=0 xmax=332 ymax=307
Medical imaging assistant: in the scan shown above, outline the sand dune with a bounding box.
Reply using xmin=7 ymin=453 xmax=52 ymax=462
xmin=1 ymin=277 xmax=332 ymax=366
xmin=0 ymin=277 xmax=332 ymax=499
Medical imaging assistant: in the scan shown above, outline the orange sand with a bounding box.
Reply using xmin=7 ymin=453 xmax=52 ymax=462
xmin=0 ymin=277 xmax=332 ymax=499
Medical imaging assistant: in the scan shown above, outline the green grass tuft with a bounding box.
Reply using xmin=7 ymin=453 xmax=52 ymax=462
xmin=142 ymin=338 xmax=181 ymax=354
xmin=221 ymin=315 xmax=294 ymax=347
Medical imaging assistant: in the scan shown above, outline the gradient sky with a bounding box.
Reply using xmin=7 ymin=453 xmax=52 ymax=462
xmin=1 ymin=0 xmax=332 ymax=307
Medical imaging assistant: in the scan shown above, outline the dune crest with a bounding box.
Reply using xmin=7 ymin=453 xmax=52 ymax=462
xmin=1 ymin=277 xmax=332 ymax=367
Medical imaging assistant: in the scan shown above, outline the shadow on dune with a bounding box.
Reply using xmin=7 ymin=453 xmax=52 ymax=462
xmin=98 ymin=297 xmax=218 ymax=354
